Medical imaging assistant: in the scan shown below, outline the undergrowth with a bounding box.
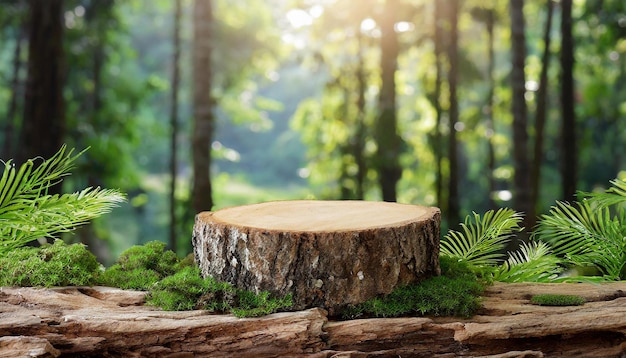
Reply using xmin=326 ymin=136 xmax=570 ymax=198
xmin=342 ymin=256 xmax=486 ymax=319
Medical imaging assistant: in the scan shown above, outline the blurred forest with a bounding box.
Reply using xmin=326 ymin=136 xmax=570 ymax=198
xmin=0 ymin=0 xmax=625 ymax=264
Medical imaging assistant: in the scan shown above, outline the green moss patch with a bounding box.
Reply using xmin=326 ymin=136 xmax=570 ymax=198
xmin=530 ymin=294 xmax=585 ymax=306
xmin=342 ymin=256 xmax=486 ymax=319
xmin=0 ymin=240 xmax=101 ymax=287
xmin=147 ymin=265 xmax=292 ymax=317
xmin=99 ymin=241 xmax=185 ymax=290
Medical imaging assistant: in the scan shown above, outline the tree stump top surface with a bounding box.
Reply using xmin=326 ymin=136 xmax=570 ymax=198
xmin=208 ymin=200 xmax=437 ymax=232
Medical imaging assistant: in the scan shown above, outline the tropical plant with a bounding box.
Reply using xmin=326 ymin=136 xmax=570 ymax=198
xmin=493 ymin=241 xmax=564 ymax=283
xmin=440 ymin=208 xmax=524 ymax=266
xmin=534 ymin=177 xmax=626 ymax=280
xmin=0 ymin=145 xmax=126 ymax=254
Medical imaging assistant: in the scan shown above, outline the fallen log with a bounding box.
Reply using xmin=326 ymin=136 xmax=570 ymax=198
xmin=2 ymin=282 xmax=626 ymax=357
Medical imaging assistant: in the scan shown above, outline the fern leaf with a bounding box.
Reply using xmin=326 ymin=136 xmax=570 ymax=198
xmin=440 ymin=208 xmax=524 ymax=267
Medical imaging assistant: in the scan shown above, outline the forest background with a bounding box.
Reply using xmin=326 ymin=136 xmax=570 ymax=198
xmin=0 ymin=0 xmax=625 ymax=265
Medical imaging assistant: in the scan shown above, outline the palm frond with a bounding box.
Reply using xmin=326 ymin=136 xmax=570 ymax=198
xmin=0 ymin=146 xmax=125 ymax=255
xmin=494 ymin=241 xmax=564 ymax=283
xmin=440 ymin=208 xmax=524 ymax=267
xmin=581 ymin=178 xmax=626 ymax=209
xmin=534 ymin=200 xmax=626 ymax=280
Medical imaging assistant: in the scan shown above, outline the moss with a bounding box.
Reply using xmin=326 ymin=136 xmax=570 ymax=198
xmin=147 ymin=266 xmax=211 ymax=311
xmin=530 ymin=294 xmax=585 ymax=306
xmin=231 ymin=291 xmax=293 ymax=318
xmin=0 ymin=240 xmax=101 ymax=287
xmin=342 ymin=256 xmax=486 ymax=319
xmin=146 ymin=266 xmax=292 ymax=317
xmin=99 ymin=241 xmax=180 ymax=290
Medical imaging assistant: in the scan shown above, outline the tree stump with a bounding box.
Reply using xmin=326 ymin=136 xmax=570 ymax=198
xmin=192 ymin=200 xmax=441 ymax=315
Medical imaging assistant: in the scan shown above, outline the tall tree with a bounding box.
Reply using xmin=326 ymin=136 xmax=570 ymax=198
xmin=2 ymin=15 xmax=25 ymax=161
xmin=474 ymin=7 xmax=499 ymax=211
xmin=19 ymin=0 xmax=65 ymax=171
xmin=192 ymin=0 xmax=214 ymax=213
xmin=509 ymin=0 xmax=532 ymax=229
xmin=531 ymin=0 xmax=555 ymax=225
xmin=560 ymin=0 xmax=577 ymax=200
xmin=169 ymin=0 xmax=182 ymax=251
xmin=447 ymin=0 xmax=460 ymax=227
xmin=433 ymin=0 xmax=445 ymax=212
xmin=375 ymin=0 xmax=402 ymax=202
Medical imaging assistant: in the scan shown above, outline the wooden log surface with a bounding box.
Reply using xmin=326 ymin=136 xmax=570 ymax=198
xmin=2 ymin=282 xmax=626 ymax=357
xmin=192 ymin=200 xmax=441 ymax=315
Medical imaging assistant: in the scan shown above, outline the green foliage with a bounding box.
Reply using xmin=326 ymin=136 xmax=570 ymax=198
xmin=494 ymin=241 xmax=565 ymax=283
xmin=0 ymin=145 xmax=125 ymax=255
xmin=534 ymin=178 xmax=626 ymax=280
xmin=0 ymin=240 xmax=101 ymax=287
xmin=440 ymin=208 xmax=524 ymax=266
xmin=99 ymin=241 xmax=181 ymax=290
xmin=530 ymin=294 xmax=585 ymax=306
xmin=343 ymin=257 xmax=485 ymax=319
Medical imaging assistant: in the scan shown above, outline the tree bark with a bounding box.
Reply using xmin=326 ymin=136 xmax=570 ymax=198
xmin=560 ymin=0 xmax=577 ymax=201
xmin=19 ymin=0 xmax=65 ymax=174
xmin=375 ymin=0 xmax=402 ymax=202
xmin=192 ymin=200 xmax=441 ymax=316
xmin=509 ymin=0 xmax=532 ymax=230
xmin=192 ymin=0 xmax=214 ymax=213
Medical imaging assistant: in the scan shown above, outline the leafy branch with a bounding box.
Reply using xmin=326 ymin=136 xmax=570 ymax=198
xmin=0 ymin=145 xmax=126 ymax=254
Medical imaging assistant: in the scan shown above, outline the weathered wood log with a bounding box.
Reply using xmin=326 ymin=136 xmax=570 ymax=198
xmin=2 ymin=283 xmax=626 ymax=356
xmin=192 ymin=200 xmax=441 ymax=315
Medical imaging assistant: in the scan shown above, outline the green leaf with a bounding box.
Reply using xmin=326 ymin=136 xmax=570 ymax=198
xmin=440 ymin=208 xmax=524 ymax=267
xmin=534 ymin=200 xmax=626 ymax=280
xmin=0 ymin=146 xmax=125 ymax=255
xmin=494 ymin=241 xmax=564 ymax=283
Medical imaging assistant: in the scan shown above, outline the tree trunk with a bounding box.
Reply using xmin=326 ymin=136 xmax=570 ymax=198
xmin=192 ymin=0 xmax=214 ymax=213
xmin=169 ymin=0 xmax=182 ymax=252
xmin=485 ymin=8 xmax=497 ymax=210
xmin=375 ymin=0 xmax=402 ymax=202
xmin=192 ymin=200 xmax=441 ymax=316
xmin=531 ymin=0 xmax=555 ymax=227
xmin=354 ymin=31 xmax=367 ymax=200
xmin=19 ymin=0 xmax=65 ymax=174
xmin=446 ymin=0 xmax=460 ymax=227
xmin=560 ymin=0 xmax=577 ymax=201
xmin=433 ymin=1 xmax=445 ymax=213
xmin=509 ymin=0 xmax=532 ymax=230
xmin=2 ymin=22 xmax=25 ymax=160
